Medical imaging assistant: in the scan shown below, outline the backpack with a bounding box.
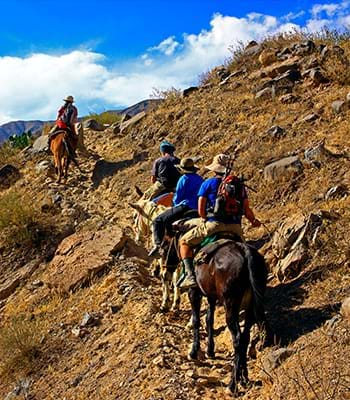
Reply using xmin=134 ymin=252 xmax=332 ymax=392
xmin=213 ymin=175 xmax=245 ymax=218
xmin=157 ymin=156 xmax=181 ymax=189
xmin=61 ymin=104 xmax=74 ymax=126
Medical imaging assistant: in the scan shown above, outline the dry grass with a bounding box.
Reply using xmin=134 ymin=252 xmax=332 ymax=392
xmin=0 ymin=315 xmax=46 ymax=382
xmin=0 ymin=143 xmax=21 ymax=167
xmin=264 ymin=319 xmax=350 ymax=400
xmin=0 ymin=189 xmax=45 ymax=248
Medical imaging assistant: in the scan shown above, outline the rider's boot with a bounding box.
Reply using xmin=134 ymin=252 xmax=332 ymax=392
xmin=179 ymin=258 xmax=197 ymax=289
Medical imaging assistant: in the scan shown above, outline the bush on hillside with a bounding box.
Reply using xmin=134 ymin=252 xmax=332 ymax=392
xmin=0 ymin=190 xmax=45 ymax=247
xmin=0 ymin=142 xmax=19 ymax=167
xmin=8 ymin=131 xmax=33 ymax=149
xmin=83 ymin=111 xmax=121 ymax=125
xmin=0 ymin=315 xmax=45 ymax=380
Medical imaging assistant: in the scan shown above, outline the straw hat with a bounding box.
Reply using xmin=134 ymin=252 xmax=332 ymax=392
xmin=205 ymin=154 xmax=231 ymax=174
xmin=63 ymin=95 xmax=74 ymax=103
xmin=176 ymin=157 xmax=199 ymax=173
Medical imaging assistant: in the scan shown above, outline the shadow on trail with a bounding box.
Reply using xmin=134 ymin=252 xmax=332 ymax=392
xmin=265 ymin=266 xmax=341 ymax=346
xmin=91 ymin=151 xmax=148 ymax=188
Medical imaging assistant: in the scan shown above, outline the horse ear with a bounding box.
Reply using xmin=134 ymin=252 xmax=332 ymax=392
xmin=134 ymin=185 xmax=143 ymax=197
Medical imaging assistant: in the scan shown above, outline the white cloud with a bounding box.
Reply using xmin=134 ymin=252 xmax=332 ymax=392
xmin=0 ymin=6 xmax=348 ymax=125
xmin=307 ymin=1 xmax=350 ymax=31
xmin=312 ymin=3 xmax=340 ymax=17
xmin=149 ymin=36 xmax=180 ymax=56
xmin=282 ymin=10 xmax=306 ymax=21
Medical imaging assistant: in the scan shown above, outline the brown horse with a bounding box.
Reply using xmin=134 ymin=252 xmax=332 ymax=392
xmin=187 ymin=241 xmax=271 ymax=393
xmin=50 ymin=130 xmax=79 ymax=183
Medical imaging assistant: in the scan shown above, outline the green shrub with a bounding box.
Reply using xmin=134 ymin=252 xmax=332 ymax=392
xmin=84 ymin=111 xmax=121 ymax=125
xmin=8 ymin=131 xmax=33 ymax=149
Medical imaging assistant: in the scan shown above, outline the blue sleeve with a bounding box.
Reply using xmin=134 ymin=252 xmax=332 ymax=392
xmin=173 ymin=175 xmax=186 ymax=206
xmin=198 ymin=179 xmax=210 ymax=198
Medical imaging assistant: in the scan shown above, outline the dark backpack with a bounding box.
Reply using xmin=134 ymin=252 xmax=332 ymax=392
xmin=157 ymin=157 xmax=181 ymax=189
xmin=61 ymin=104 xmax=74 ymax=126
xmin=213 ymin=175 xmax=245 ymax=218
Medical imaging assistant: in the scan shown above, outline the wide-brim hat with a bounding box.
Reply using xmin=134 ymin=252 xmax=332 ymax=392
xmin=205 ymin=154 xmax=231 ymax=174
xmin=63 ymin=95 xmax=74 ymax=103
xmin=176 ymin=157 xmax=199 ymax=173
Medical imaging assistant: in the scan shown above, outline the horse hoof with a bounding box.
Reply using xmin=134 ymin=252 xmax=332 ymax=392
xmin=160 ymin=306 xmax=169 ymax=313
xmin=205 ymin=351 xmax=215 ymax=359
xmin=187 ymin=350 xmax=198 ymax=361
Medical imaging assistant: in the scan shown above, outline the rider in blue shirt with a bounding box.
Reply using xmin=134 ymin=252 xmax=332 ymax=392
xmin=149 ymin=158 xmax=203 ymax=257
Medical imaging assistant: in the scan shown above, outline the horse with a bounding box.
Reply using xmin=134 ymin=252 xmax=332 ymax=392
xmin=187 ymin=240 xmax=270 ymax=393
xmin=49 ymin=129 xmax=80 ymax=183
xmin=129 ymin=198 xmax=182 ymax=312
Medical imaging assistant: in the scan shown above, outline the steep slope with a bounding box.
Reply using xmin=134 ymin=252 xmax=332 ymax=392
xmin=0 ymin=33 xmax=349 ymax=400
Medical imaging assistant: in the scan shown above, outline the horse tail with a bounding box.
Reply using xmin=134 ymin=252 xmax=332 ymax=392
xmin=242 ymin=243 xmax=267 ymax=324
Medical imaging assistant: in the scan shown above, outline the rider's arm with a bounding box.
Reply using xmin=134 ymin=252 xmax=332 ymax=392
xmin=198 ymin=196 xmax=207 ymax=219
xmin=151 ymin=159 xmax=159 ymax=184
xmin=243 ymin=199 xmax=261 ymax=227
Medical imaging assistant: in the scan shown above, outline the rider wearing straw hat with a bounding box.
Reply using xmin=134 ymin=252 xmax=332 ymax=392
xmin=49 ymin=95 xmax=79 ymax=156
xmin=148 ymin=157 xmax=203 ymax=257
xmin=178 ymin=154 xmax=261 ymax=289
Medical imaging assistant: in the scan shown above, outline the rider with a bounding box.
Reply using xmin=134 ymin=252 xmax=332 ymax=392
xmin=148 ymin=157 xmax=204 ymax=257
xmin=143 ymin=140 xmax=181 ymax=200
xmin=49 ymin=95 xmax=78 ymax=156
xmin=178 ymin=154 xmax=262 ymax=289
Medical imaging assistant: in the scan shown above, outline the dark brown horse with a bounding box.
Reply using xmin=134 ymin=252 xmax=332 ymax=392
xmin=187 ymin=241 xmax=270 ymax=393
xmin=50 ymin=130 xmax=79 ymax=183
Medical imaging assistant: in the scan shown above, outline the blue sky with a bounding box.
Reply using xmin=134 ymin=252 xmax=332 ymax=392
xmin=0 ymin=0 xmax=349 ymax=123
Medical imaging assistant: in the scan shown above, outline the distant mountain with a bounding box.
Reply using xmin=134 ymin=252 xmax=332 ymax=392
xmin=0 ymin=99 xmax=163 ymax=143
xmin=106 ymin=99 xmax=163 ymax=117
xmin=0 ymin=120 xmax=49 ymax=143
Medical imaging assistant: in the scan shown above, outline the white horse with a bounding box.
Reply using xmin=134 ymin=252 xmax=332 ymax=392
xmin=129 ymin=198 xmax=182 ymax=312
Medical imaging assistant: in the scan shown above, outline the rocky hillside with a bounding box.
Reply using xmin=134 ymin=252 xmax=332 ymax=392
xmin=0 ymin=32 xmax=349 ymax=400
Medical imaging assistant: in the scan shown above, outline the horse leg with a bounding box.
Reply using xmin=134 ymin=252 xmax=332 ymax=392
xmin=224 ymin=299 xmax=241 ymax=393
xmin=54 ymin=151 xmax=62 ymax=183
xmin=188 ymin=287 xmax=202 ymax=360
xmin=236 ymin=305 xmax=255 ymax=387
xmin=160 ymin=270 xmax=171 ymax=312
xmin=206 ymin=297 xmax=216 ymax=358
xmin=170 ymin=265 xmax=181 ymax=312
xmin=64 ymin=157 xmax=71 ymax=181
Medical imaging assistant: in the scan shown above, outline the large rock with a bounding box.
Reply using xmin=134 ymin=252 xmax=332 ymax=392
xmin=270 ymin=212 xmax=327 ymax=280
xmin=0 ymin=164 xmax=20 ymax=188
xmin=266 ymin=125 xmax=286 ymax=139
xmin=262 ymin=58 xmax=300 ymax=79
xmin=0 ymin=260 xmax=40 ymax=301
xmin=271 ymin=213 xmax=323 ymax=259
xmin=46 ymin=226 xmax=127 ymax=293
xmin=275 ymin=243 xmax=309 ymax=281
xmin=264 ymin=156 xmax=303 ymax=181
xmin=332 ymin=100 xmax=348 ymax=114
xmin=182 ymin=86 xmax=199 ymax=97
xmin=255 ymin=87 xmax=273 ymax=100
xmin=83 ymin=119 xmax=105 ymax=131
xmin=32 ymin=135 xmax=49 ymax=153
xmin=259 ymin=50 xmax=277 ymax=67
xmin=120 ymin=111 xmax=146 ymax=133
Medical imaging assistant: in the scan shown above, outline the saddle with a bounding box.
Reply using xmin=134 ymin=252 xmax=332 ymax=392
xmin=194 ymin=232 xmax=242 ymax=266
